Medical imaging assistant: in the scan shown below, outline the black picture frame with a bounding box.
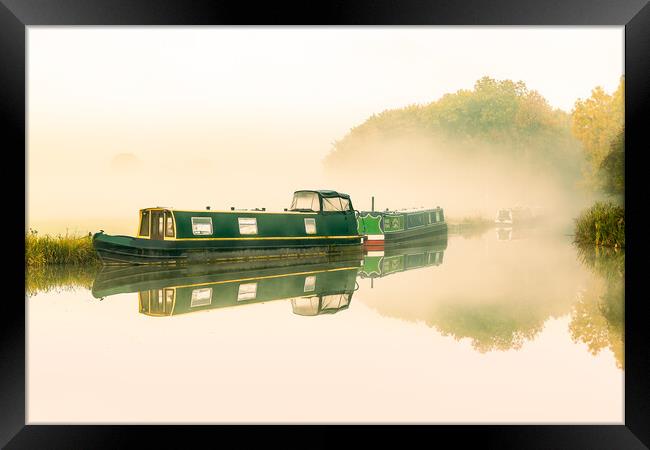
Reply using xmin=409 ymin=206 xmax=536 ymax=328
xmin=4 ymin=0 xmax=648 ymax=448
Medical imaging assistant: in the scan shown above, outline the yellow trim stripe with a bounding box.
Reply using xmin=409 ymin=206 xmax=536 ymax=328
xmin=168 ymin=266 xmax=358 ymax=290
xmin=165 ymin=235 xmax=363 ymax=241
xmin=143 ymin=207 xmax=319 ymax=215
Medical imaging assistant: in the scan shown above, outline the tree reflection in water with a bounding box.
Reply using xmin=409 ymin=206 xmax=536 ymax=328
xmin=569 ymin=245 xmax=624 ymax=369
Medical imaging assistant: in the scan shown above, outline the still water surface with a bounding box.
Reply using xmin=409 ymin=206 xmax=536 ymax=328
xmin=27 ymin=229 xmax=624 ymax=423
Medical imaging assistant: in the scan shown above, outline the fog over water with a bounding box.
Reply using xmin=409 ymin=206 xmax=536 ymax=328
xmin=26 ymin=27 xmax=623 ymax=235
xmin=26 ymin=27 xmax=625 ymax=424
xmin=27 ymin=233 xmax=624 ymax=422
xmin=324 ymin=136 xmax=595 ymax=230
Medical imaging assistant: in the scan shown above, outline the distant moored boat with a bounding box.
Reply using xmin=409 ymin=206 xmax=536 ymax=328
xmin=356 ymin=201 xmax=447 ymax=249
xmin=494 ymin=206 xmax=535 ymax=226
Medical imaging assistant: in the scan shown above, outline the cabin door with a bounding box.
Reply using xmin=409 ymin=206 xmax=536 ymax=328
xmin=151 ymin=211 xmax=165 ymax=240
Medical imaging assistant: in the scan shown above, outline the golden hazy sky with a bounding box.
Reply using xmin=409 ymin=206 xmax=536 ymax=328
xmin=27 ymin=27 xmax=623 ymax=234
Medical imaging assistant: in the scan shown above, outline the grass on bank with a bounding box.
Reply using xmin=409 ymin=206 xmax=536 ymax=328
xmin=26 ymin=229 xmax=100 ymax=267
xmin=574 ymin=202 xmax=624 ymax=248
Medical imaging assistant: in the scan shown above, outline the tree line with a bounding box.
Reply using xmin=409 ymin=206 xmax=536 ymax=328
xmin=324 ymin=75 xmax=624 ymax=199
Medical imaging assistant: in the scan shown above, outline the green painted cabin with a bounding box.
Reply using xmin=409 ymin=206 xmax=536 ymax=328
xmin=93 ymin=190 xmax=363 ymax=265
xmin=356 ymin=207 xmax=447 ymax=244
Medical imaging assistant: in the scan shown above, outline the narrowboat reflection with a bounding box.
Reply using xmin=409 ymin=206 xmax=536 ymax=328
xmin=92 ymin=254 xmax=361 ymax=317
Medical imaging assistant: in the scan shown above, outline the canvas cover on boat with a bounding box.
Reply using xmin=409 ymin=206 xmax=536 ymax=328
xmin=294 ymin=190 xmax=351 ymax=200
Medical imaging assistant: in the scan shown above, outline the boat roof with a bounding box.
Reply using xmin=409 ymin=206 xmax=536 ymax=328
xmin=294 ymin=190 xmax=351 ymax=199
xmin=357 ymin=207 xmax=443 ymax=216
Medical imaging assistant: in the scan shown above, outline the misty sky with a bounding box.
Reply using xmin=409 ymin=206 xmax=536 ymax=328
xmin=27 ymin=27 xmax=623 ymax=233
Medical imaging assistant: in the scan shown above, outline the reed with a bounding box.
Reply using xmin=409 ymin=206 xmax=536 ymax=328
xmin=574 ymin=202 xmax=625 ymax=248
xmin=26 ymin=264 xmax=100 ymax=296
xmin=25 ymin=229 xmax=100 ymax=267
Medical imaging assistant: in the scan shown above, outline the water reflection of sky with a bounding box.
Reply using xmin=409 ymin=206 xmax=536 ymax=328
xmin=27 ymin=232 xmax=624 ymax=423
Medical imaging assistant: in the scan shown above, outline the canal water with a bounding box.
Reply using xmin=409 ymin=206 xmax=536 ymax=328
xmin=26 ymin=228 xmax=624 ymax=423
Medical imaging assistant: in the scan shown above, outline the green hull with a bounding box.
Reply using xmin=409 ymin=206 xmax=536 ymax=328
xmin=93 ymin=232 xmax=363 ymax=265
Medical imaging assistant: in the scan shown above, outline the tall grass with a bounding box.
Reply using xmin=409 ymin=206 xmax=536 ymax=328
xmin=26 ymin=264 xmax=100 ymax=296
xmin=26 ymin=229 xmax=100 ymax=267
xmin=574 ymin=202 xmax=624 ymax=248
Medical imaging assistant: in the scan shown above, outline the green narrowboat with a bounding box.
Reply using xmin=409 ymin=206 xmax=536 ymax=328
xmin=359 ymin=236 xmax=447 ymax=280
xmin=91 ymin=255 xmax=360 ymax=317
xmin=92 ymin=190 xmax=364 ymax=265
xmin=357 ymin=206 xmax=447 ymax=249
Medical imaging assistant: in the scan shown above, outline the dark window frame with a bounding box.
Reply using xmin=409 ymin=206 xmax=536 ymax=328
xmin=139 ymin=211 xmax=150 ymax=237
xmin=165 ymin=212 xmax=175 ymax=237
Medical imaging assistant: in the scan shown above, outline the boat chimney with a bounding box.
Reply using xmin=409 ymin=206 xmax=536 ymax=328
xmin=206 ymin=206 xmax=210 ymax=210
xmin=230 ymin=207 xmax=235 ymax=211
xmin=371 ymin=196 xmax=375 ymax=212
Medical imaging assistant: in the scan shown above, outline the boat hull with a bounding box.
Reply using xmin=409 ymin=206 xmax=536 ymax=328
xmin=93 ymin=232 xmax=364 ymax=265
xmin=383 ymin=222 xmax=448 ymax=244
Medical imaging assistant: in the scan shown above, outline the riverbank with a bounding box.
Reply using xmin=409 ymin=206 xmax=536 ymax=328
xmin=573 ymin=202 xmax=624 ymax=248
xmin=26 ymin=230 xmax=100 ymax=267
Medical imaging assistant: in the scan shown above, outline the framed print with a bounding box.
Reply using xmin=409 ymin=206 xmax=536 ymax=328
xmin=4 ymin=0 xmax=649 ymax=448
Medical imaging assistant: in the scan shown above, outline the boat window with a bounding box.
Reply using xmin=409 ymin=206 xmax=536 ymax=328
xmin=407 ymin=213 xmax=426 ymax=228
xmin=191 ymin=217 xmax=213 ymax=235
xmin=340 ymin=197 xmax=350 ymax=211
xmin=190 ymin=288 xmax=212 ymax=307
xmin=237 ymin=283 xmax=258 ymax=301
xmin=165 ymin=288 xmax=174 ymax=309
xmin=290 ymin=191 xmax=321 ymax=211
xmin=323 ymin=197 xmax=344 ymax=212
xmin=139 ymin=211 xmax=150 ymax=236
xmin=321 ymin=293 xmax=351 ymax=311
xmin=238 ymin=217 xmax=258 ymax=235
xmin=138 ymin=291 xmax=150 ymax=313
xmin=291 ymin=297 xmax=320 ymax=316
xmin=157 ymin=215 xmax=164 ymax=236
xmin=439 ymin=210 xmax=444 ymax=222
xmin=304 ymin=275 xmax=316 ymax=292
xmin=165 ymin=214 xmax=175 ymax=237
xmin=304 ymin=218 xmax=317 ymax=234
xmin=436 ymin=210 xmax=441 ymax=222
